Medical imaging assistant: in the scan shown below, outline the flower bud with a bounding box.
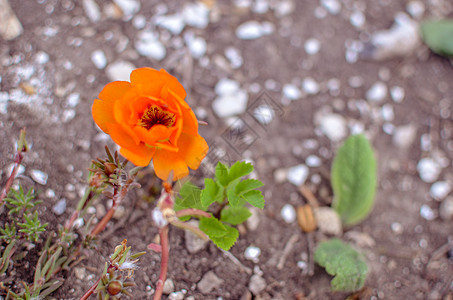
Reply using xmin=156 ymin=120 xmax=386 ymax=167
xmin=107 ymin=280 xmax=122 ymax=295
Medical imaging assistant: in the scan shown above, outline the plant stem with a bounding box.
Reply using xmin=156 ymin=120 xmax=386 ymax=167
xmin=0 ymin=152 xmax=24 ymax=206
xmin=153 ymin=226 xmax=169 ymax=300
xmin=79 ymin=277 xmax=101 ymax=300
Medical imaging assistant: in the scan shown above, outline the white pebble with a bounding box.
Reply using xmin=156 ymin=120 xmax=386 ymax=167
xmin=186 ymin=36 xmax=207 ymax=59
xmin=67 ymin=93 xmax=80 ymax=107
xmin=281 ymin=204 xmax=296 ymax=223
xmin=274 ymin=168 xmax=288 ymax=183
xmin=83 ymin=0 xmax=101 ymax=22
xmin=225 ymin=47 xmax=243 ymax=69
xmin=439 ymin=197 xmax=453 ymax=220
xmin=113 ymin=0 xmax=140 ymax=19
xmin=302 ymin=77 xmax=320 ymax=95
xmin=248 ymin=275 xmax=266 ymax=295
xmin=366 ymin=81 xmax=387 ymax=103
xmin=391 ymin=222 xmax=403 ymax=234
xmin=132 ymin=15 xmax=146 ymax=29
xmin=417 ymin=158 xmax=442 ymax=183
xmin=91 ymin=50 xmax=107 ymax=69
xmin=62 ymin=109 xmax=76 ymax=122
xmin=215 ymin=78 xmax=240 ymax=95
xmin=30 ymin=170 xmax=48 ymax=185
xmin=420 ymin=204 xmax=436 ymax=220
xmin=155 ymin=14 xmax=185 ymax=35
xmin=252 ymin=0 xmax=269 ymax=13
xmin=430 ymin=181 xmax=451 ymax=200
xmin=183 ymin=2 xmax=210 ymax=28
xmin=283 ymin=84 xmax=302 ymax=100
xmin=135 ymin=31 xmax=166 ymax=60
xmin=406 ymin=1 xmax=425 ymax=19
xmin=236 ymin=21 xmax=274 ymax=40
xmin=321 ymin=0 xmax=341 ymax=14
xmin=393 ymin=124 xmax=417 ymax=149
xmin=106 ymin=61 xmax=136 ymax=81
xmin=381 ymin=104 xmax=394 ymax=121
xmin=45 ymin=189 xmax=55 ymax=198
xmin=350 ymin=10 xmax=365 ymax=28
xmin=244 ymin=246 xmax=261 ymax=262
xmin=212 ymin=90 xmax=248 ymax=118
xmin=390 ymin=86 xmax=405 ymax=103
xmin=318 ymin=113 xmax=347 ymax=142
xmin=7 ymin=163 xmax=25 ymax=177
xmin=304 ymin=38 xmax=321 ymax=55
xmin=306 ymin=155 xmax=322 ymax=167
xmin=253 ymin=105 xmax=274 ymax=125
xmin=274 ymin=0 xmax=295 ymax=17
xmin=287 ymin=164 xmax=309 ymax=186
xmin=52 ymin=198 xmax=67 ymax=215
xmin=34 ymin=51 xmax=49 ymax=64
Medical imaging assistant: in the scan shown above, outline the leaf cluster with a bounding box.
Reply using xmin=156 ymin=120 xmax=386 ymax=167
xmin=175 ymin=161 xmax=264 ymax=250
xmin=314 ymin=238 xmax=368 ymax=292
xmin=1 ymin=186 xmax=47 ymax=243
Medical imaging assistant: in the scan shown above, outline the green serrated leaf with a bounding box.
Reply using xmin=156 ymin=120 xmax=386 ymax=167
xmin=331 ymin=134 xmax=377 ymax=226
xmin=208 ymin=224 xmax=239 ymax=251
xmin=421 ymin=20 xmax=453 ymax=58
xmin=314 ymin=238 xmax=368 ymax=292
xmin=215 ymin=162 xmax=230 ymax=186
xmin=226 ymin=189 xmax=245 ymax=207
xmin=242 ymin=190 xmax=265 ymax=209
xmin=220 ymin=206 xmax=252 ymax=225
xmin=174 ymin=181 xmax=204 ymax=213
xmin=201 ymin=178 xmax=224 ymax=208
xmin=235 ymin=179 xmax=263 ymax=194
xmin=199 ymin=217 xmax=227 ymax=237
xmin=228 ymin=161 xmax=254 ymax=183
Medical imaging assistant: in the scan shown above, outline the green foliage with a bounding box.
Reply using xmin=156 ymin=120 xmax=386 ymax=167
xmin=174 ymin=161 xmax=264 ymax=251
xmin=331 ymin=134 xmax=377 ymax=226
xmin=18 ymin=211 xmax=48 ymax=242
xmin=314 ymin=238 xmax=368 ymax=292
xmin=4 ymin=186 xmax=41 ymax=215
xmin=0 ymin=223 xmax=17 ymax=243
xmin=421 ymin=20 xmax=453 ymax=58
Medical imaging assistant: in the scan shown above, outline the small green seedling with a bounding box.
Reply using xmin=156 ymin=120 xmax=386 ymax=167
xmin=331 ymin=134 xmax=377 ymax=226
xmin=314 ymin=238 xmax=368 ymax=292
xmin=174 ymin=161 xmax=264 ymax=250
xmin=421 ymin=20 xmax=453 ymax=58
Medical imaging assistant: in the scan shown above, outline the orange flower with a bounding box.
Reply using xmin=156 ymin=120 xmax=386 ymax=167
xmin=92 ymin=68 xmax=208 ymax=181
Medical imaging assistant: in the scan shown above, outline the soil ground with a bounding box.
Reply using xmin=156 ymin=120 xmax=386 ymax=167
xmin=1 ymin=0 xmax=453 ymax=299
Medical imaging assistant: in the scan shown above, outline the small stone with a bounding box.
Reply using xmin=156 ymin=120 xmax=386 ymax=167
xmin=113 ymin=205 xmax=125 ymax=219
xmin=282 ymin=84 xmax=301 ymax=100
xmin=236 ymin=21 xmax=274 ymax=40
xmin=246 ymin=207 xmax=260 ymax=231
xmin=430 ymin=181 xmax=451 ymax=200
xmin=91 ymin=50 xmax=107 ymax=69
xmin=155 ymin=14 xmax=185 ymax=35
xmin=417 ymin=158 xmax=442 ymax=183
xmin=212 ymin=90 xmax=248 ymax=118
xmin=74 ymin=267 xmax=86 ymax=280
xmin=317 ymin=113 xmax=347 ymax=142
xmin=321 ymin=0 xmax=341 ymax=14
xmin=287 ymin=164 xmax=309 ymax=186
xmin=67 ymin=93 xmax=80 ymax=107
xmin=168 ymin=292 xmax=185 ymax=300
xmin=62 ymin=109 xmax=76 ymax=123
xmin=113 ymin=0 xmax=140 ymax=20
xmin=345 ymin=231 xmax=376 ymax=248
xmin=7 ymin=163 xmax=25 ymax=177
xmin=248 ymin=275 xmax=266 ymax=295
xmin=366 ymin=82 xmax=387 ymax=103
xmin=106 ymin=61 xmax=136 ymax=81
xmin=274 ymin=0 xmax=294 ymax=17
xmin=313 ymin=207 xmax=342 ymax=236
xmin=420 ymin=204 xmax=436 ymax=220
xmin=274 ymin=168 xmax=287 ymax=183
xmin=183 ymin=2 xmax=210 ymax=29
xmin=215 ymin=78 xmax=240 ymax=95
xmin=252 ymin=0 xmax=268 ymax=14
xmin=197 ymin=271 xmax=223 ymax=294
xmin=244 ymin=246 xmax=261 ymax=262
xmin=83 ymin=0 xmax=101 ymax=22
xmin=30 ymin=170 xmax=48 ymax=185
xmin=52 ymin=199 xmax=67 ymax=216
xmin=381 ymin=104 xmax=394 ymax=121
xmin=45 ymin=189 xmax=56 ymax=198
xmin=406 ymin=1 xmax=425 ymax=19
xmin=132 ymin=15 xmax=146 ymax=29
xmin=281 ymin=204 xmax=296 ymax=223
xmin=391 ymin=222 xmax=403 ymax=234
xmin=302 ymin=77 xmax=320 ymax=95
xmin=304 ymin=38 xmax=321 ymax=55
xmin=390 ymin=86 xmax=405 ymax=103
xmin=185 ymin=220 xmax=208 ymax=254
xmin=186 ymin=35 xmax=207 ymax=59
xmin=393 ymin=124 xmax=417 ymax=149
xmin=225 ymin=47 xmax=243 ymax=69
xmin=306 ymin=155 xmax=321 ymax=167
xmin=350 ymin=10 xmax=365 ymax=28
xmin=253 ymin=105 xmax=274 ymax=125
xmin=0 ymin=0 xmax=23 ymax=40
xmin=439 ymin=197 xmax=453 ymax=220
xmin=163 ymin=279 xmax=175 ymax=294
xmin=35 ymin=51 xmax=49 ymax=64
xmin=135 ymin=31 xmax=166 ymax=60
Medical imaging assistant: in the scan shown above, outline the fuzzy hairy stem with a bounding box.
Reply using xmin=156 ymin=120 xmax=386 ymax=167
xmin=153 ymin=226 xmax=169 ymax=300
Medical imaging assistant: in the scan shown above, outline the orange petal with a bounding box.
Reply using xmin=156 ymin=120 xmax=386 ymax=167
xmin=130 ymin=68 xmax=186 ymax=100
xmin=167 ymin=89 xmax=198 ymax=136
xmin=119 ymin=146 xmax=155 ymax=167
xmin=107 ymin=123 xmax=141 ymax=150
xmin=177 ymin=133 xmax=209 ymax=170
xmin=92 ymin=81 xmax=131 ymax=132
xmin=153 ymin=149 xmax=189 ymax=181
xmin=159 ymin=69 xmax=186 ymax=99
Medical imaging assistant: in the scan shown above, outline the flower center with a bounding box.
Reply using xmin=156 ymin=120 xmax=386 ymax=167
xmin=140 ymin=105 xmax=175 ymax=129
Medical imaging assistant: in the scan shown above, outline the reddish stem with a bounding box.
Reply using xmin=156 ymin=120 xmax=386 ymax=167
xmin=153 ymin=226 xmax=169 ymax=300
xmin=0 ymin=152 xmax=24 ymax=205
xmin=175 ymin=208 xmax=212 ymax=219
xmin=79 ymin=277 xmax=101 ymax=300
